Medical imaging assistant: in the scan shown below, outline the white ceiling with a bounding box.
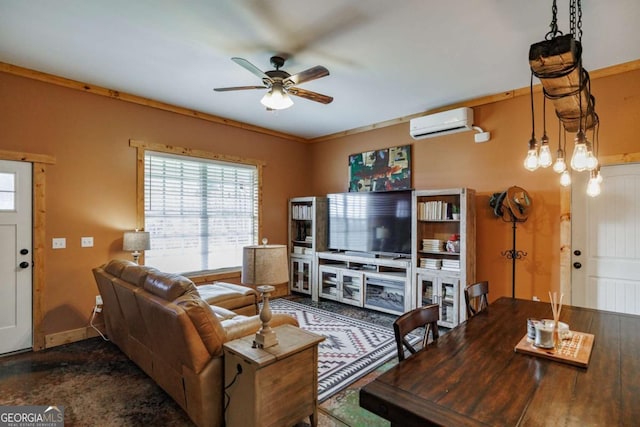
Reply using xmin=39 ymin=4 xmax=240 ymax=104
xmin=1 ymin=0 xmax=638 ymax=139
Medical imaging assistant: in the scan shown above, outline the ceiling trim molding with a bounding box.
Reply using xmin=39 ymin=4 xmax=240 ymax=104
xmin=2 ymin=59 xmax=639 ymax=144
xmin=0 ymin=62 xmax=304 ymax=143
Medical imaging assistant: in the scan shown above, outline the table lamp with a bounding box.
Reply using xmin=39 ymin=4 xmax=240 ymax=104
xmin=242 ymin=240 xmax=289 ymax=348
xmin=123 ymin=229 xmax=150 ymax=264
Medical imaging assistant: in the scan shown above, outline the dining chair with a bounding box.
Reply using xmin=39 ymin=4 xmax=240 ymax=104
xmin=464 ymin=281 xmax=489 ymax=318
xmin=393 ymin=304 xmax=439 ymax=362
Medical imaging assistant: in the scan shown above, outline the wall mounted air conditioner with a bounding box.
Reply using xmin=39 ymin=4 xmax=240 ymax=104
xmin=409 ymin=107 xmax=474 ymax=140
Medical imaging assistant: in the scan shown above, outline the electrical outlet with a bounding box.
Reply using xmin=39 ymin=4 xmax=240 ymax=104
xmin=81 ymin=236 xmax=94 ymax=247
xmin=96 ymin=295 xmax=103 ymax=305
xmin=52 ymin=238 xmax=66 ymax=249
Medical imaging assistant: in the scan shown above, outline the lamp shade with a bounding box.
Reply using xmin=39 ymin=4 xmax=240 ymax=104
xmin=242 ymin=244 xmax=288 ymax=286
xmin=123 ymin=230 xmax=150 ymax=251
xmin=260 ymin=83 xmax=293 ymax=110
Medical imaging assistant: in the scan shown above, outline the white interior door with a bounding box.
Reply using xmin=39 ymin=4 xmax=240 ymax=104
xmin=571 ymin=163 xmax=640 ymax=314
xmin=0 ymin=160 xmax=33 ymax=354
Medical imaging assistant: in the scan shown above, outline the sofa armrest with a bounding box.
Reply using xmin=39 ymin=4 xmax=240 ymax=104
xmin=222 ymin=313 xmax=299 ymax=342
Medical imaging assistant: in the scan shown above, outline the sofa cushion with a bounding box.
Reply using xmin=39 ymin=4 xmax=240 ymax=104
xmin=209 ymin=305 xmax=238 ymax=321
xmin=121 ymin=264 xmax=159 ymax=287
xmin=197 ymin=282 xmax=258 ymax=315
xmin=197 ymin=283 xmax=253 ymax=304
xmin=144 ymin=271 xmax=199 ymax=301
xmin=104 ymin=259 xmax=136 ymax=277
xmin=176 ymin=296 xmax=226 ymax=357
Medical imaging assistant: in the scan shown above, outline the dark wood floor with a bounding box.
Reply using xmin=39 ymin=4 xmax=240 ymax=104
xmin=0 ymin=295 xmax=398 ymax=426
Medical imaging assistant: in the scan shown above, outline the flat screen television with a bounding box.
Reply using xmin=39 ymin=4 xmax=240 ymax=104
xmin=327 ymin=190 xmax=413 ymax=256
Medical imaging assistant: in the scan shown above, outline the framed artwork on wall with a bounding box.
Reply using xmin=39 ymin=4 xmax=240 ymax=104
xmin=348 ymin=145 xmax=411 ymax=192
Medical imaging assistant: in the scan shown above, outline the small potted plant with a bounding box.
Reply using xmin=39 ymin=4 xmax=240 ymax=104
xmin=452 ymin=205 xmax=460 ymax=220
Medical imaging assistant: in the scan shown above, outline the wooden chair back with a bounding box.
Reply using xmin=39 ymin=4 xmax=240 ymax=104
xmin=465 ymin=281 xmax=489 ymax=318
xmin=393 ymin=304 xmax=439 ymax=362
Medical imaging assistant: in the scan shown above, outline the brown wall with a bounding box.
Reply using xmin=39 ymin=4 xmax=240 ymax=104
xmin=309 ymin=68 xmax=640 ymax=303
xmin=1 ymin=66 xmax=638 ymax=341
xmin=0 ymin=72 xmax=311 ymax=337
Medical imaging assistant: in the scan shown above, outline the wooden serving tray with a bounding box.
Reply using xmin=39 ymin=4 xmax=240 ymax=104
xmin=514 ymin=331 xmax=595 ymax=368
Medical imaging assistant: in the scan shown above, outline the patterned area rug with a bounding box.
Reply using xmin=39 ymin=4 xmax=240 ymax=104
xmin=270 ymin=298 xmax=411 ymax=402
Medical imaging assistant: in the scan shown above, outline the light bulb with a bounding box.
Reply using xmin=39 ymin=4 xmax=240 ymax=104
xmin=538 ymin=143 xmax=552 ymax=168
xmin=587 ymin=176 xmax=601 ymax=197
xmin=585 ymin=152 xmax=598 ymax=171
xmin=570 ymin=142 xmax=588 ymax=171
xmin=595 ymin=170 xmax=603 ymax=184
xmin=260 ymin=84 xmax=293 ymax=110
xmin=524 ymin=149 xmax=539 ymax=171
xmin=560 ymin=170 xmax=571 ymax=187
xmin=553 ymin=156 xmax=566 ymax=173
xmin=571 ymin=131 xmax=589 ymax=171
xmin=524 ymin=137 xmax=539 ymax=171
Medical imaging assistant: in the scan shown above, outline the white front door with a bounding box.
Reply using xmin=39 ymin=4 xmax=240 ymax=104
xmin=571 ymin=163 xmax=640 ymax=314
xmin=0 ymin=160 xmax=33 ymax=354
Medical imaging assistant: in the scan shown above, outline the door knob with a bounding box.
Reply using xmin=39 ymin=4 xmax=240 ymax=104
xmin=20 ymin=249 xmax=29 ymax=255
xmin=19 ymin=261 xmax=30 ymax=269
xmin=573 ymin=262 xmax=582 ymax=269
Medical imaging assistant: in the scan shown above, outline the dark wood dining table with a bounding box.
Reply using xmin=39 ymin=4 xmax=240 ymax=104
xmin=359 ymin=297 xmax=640 ymax=426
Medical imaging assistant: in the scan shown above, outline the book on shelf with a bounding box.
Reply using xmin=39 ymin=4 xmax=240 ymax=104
xmin=420 ymin=258 xmax=442 ymax=269
xmin=418 ymin=201 xmax=452 ymax=221
xmin=421 ymin=239 xmax=444 ymax=252
xmin=292 ymin=204 xmax=312 ymax=220
xmin=441 ymin=259 xmax=461 ymax=272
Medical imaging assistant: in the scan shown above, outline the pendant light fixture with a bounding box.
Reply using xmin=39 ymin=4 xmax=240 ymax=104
xmin=537 ymin=97 xmax=553 ymax=168
xmin=523 ymin=73 xmax=539 ymax=171
xmin=552 ymin=121 xmax=567 ymax=174
xmin=527 ymin=0 xmax=602 ymax=196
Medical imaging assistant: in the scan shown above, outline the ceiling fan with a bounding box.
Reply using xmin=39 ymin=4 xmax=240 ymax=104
xmin=214 ymin=56 xmax=333 ymax=110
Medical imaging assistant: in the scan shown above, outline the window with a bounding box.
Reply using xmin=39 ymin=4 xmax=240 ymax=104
xmin=0 ymin=172 xmax=16 ymax=211
xmin=144 ymin=151 xmax=258 ymax=273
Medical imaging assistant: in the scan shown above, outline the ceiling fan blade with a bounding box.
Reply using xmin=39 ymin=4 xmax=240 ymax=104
xmin=285 ymin=65 xmax=329 ymax=86
xmin=287 ymin=87 xmax=333 ymax=104
xmin=213 ymin=85 xmax=266 ymax=92
xmin=231 ymin=57 xmax=270 ymax=80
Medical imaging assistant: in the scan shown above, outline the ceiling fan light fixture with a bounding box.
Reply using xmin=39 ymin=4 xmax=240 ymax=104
xmin=260 ymin=83 xmax=293 ymax=110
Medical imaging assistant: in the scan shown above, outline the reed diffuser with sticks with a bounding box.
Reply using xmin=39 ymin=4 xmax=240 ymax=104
xmin=549 ymin=291 xmax=564 ymax=350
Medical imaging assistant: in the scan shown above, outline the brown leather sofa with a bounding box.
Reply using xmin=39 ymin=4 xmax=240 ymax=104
xmin=92 ymin=259 xmax=298 ymax=427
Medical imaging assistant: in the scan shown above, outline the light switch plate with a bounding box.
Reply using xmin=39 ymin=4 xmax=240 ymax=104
xmin=81 ymin=237 xmax=94 ymax=247
xmin=52 ymin=238 xmax=66 ymax=249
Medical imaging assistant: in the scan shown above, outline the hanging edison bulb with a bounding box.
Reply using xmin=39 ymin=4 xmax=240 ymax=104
xmin=538 ymin=134 xmax=552 ymax=168
xmin=524 ymin=137 xmax=539 ymax=171
xmin=553 ymin=148 xmax=567 ymax=173
xmin=570 ymin=130 xmax=589 ymax=171
xmin=595 ymin=169 xmax=603 ymax=184
xmin=585 ymin=152 xmax=598 ymax=171
xmin=560 ymin=170 xmax=571 ymax=187
xmin=586 ymin=170 xmax=601 ymax=197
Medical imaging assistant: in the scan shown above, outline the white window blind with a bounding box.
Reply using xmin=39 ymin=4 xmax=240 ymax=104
xmin=144 ymin=151 xmax=258 ymax=273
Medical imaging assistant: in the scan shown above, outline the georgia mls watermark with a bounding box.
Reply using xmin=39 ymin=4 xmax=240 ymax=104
xmin=0 ymin=406 xmax=64 ymax=427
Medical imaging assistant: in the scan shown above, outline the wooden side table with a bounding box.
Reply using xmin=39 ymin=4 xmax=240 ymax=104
xmin=223 ymin=324 xmax=325 ymax=427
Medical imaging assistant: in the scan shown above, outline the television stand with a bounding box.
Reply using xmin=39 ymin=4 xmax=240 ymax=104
xmin=316 ymin=251 xmax=412 ymax=316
